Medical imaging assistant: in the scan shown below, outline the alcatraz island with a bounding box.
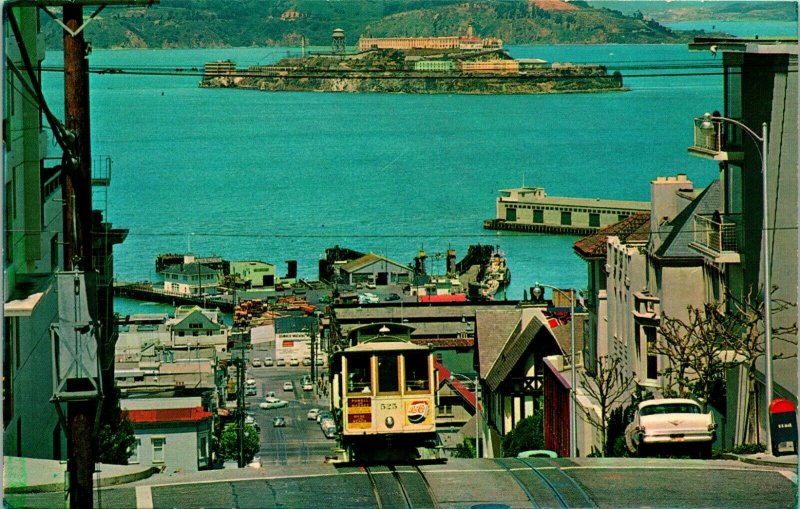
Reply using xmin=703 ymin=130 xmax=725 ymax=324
xmin=200 ymin=27 xmax=625 ymax=95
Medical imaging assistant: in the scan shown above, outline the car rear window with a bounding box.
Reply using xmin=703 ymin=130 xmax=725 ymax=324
xmin=640 ymin=403 xmax=701 ymax=416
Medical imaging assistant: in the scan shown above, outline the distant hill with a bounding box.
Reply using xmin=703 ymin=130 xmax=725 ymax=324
xmin=41 ymin=0 xmax=703 ymax=49
xmin=588 ymin=1 xmax=798 ymax=22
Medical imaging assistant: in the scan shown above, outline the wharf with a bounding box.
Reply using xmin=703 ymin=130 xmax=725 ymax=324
xmin=485 ymin=186 xmax=649 ymax=235
xmin=113 ymin=282 xmax=235 ymax=312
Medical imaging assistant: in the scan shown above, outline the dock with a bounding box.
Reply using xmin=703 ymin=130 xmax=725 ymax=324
xmin=484 ymin=186 xmax=649 ymax=235
xmin=113 ymin=282 xmax=235 ymax=312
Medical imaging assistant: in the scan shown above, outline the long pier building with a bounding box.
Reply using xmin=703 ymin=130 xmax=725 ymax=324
xmin=484 ymin=186 xmax=650 ymax=235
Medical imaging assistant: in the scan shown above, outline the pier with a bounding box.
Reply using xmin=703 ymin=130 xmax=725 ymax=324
xmin=113 ymin=281 xmax=235 ymax=312
xmin=484 ymin=186 xmax=649 ymax=235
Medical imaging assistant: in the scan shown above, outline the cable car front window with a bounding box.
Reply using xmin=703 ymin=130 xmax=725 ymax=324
xmin=347 ymin=354 xmax=371 ymax=395
xmin=377 ymin=354 xmax=399 ymax=394
xmin=404 ymin=353 xmax=429 ymax=392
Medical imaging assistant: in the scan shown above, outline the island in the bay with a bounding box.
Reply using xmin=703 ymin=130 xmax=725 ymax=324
xmin=199 ymin=27 xmax=625 ymax=95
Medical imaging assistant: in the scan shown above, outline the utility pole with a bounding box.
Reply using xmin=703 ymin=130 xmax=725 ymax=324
xmin=62 ymin=6 xmax=96 ymax=508
xmin=237 ymin=339 xmax=246 ymax=467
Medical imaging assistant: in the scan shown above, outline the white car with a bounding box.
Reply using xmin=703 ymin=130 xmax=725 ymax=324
xmin=264 ymin=357 xmax=274 ymax=367
xmin=303 ymin=382 xmax=314 ymax=392
xmin=289 ymin=358 xmax=300 ymax=367
xmin=307 ymin=408 xmax=320 ymax=420
xmin=625 ymin=398 xmax=716 ymax=458
xmin=283 ymin=381 xmax=294 ymax=391
xmin=259 ymin=397 xmax=288 ymax=410
xmin=252 ymin=358 xmax=262 ymax=367
xmin=319 ymin=417 xmax=335 ymax=430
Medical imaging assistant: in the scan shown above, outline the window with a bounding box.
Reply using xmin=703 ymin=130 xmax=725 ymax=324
xmin=532 ymin=209 xmax=543 ymax=224
xmin=403 ymin=353 xmax=429 ymax=392
xmin=152 ymin=437 xmax=165 ymax=463
xmin=347 ymin=354 xmax=371 ymax=394
xmin=377 ymin=354 xmax=399 ymax=394
xmin=560 ymin=211 xmax=571 ymax=225
xmin=129 ymin=438 xmax=141 ymax=464
xmin=198 ymin=435 xmax=208 ymax=462
xmin=645 ymin=327 xmax=658 ymax=380
xmin=189 ymin=323 xmax=202 ymax=329
xmin=589 ymin=213 xmax=600 ymax=228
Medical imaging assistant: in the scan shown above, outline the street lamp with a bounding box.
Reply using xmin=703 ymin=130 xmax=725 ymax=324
xmin=699 ymin=112 xmax=772 ymax=451
xmin=533 ymin=283 xmax=577 ymax=458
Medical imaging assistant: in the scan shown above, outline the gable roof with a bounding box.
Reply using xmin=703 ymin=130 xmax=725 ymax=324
xmin=475 ymin=308 xmax=521 ymax=378
xmin=339 ymin=253 xmax=410 ymax=273
xmin=485 ymin=309 xmax=548 ymax=392
xmin=654 ymin=180 xmax=720 ymax=260
xmin=171 ymin=308 xmax=221 ymax=331
xmin=573 ymin=212 xmax=651 ymax=259
xmin=162 ymin=263 xmax=218 ymax=277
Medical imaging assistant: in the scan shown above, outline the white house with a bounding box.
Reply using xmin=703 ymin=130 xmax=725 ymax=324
xmin=161 ymin=263 xmax=219 ymax=296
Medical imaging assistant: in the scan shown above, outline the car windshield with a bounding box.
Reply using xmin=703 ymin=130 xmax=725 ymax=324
xmin=640 ymin=403 xmax=701 ymax=416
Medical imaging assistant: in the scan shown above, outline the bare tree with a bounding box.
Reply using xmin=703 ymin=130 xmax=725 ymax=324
xmin=655 ymin=303 xmax=739 ymax=409
xmin=580 ymin=354 xmax=636 ymax=456
xmin=722 ymin=288 xmax=797 ymax=444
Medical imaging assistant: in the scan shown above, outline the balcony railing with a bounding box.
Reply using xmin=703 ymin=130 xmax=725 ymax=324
xmin=690 ymin=213 xmax=741 ymax=263
xmin=688 ymin=117 xmax=743 ymax=162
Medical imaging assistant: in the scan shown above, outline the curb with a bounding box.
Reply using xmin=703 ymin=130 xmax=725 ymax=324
xmin=4 ymin=466 xmax=158 ymax=494
xmin=720 ymin=452 xmax=798 ymax=468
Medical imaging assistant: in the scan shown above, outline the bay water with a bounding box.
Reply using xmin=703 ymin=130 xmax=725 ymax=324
xmin=40 ymin=40 xmax=760 ymax=312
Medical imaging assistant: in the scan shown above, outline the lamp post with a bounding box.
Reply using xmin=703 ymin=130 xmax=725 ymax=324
xmin=699 ymin=113 xmax=772 ymax=451
xmin=533 ymin=283 xmax=577 ymax=458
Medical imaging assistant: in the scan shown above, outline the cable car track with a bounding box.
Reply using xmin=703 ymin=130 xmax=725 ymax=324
xmin=494 ymin=458 xmax=597 ymax=509
xmin=361 ymin=465 xmax=439 ymax=509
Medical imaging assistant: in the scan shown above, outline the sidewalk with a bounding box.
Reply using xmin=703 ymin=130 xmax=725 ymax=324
xmin=724 ymin=451 xmax=799 ymax=470
xmin=3 ymin=456 xmax=156 ymax=494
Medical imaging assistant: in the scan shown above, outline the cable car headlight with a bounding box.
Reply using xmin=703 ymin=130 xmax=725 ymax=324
xmin=385 ymin=416 xmax=395 ymax=428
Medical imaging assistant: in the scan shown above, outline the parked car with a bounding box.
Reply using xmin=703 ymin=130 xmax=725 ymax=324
xmin=289 ymin=357 xmax=300 ymax=367
xmin=315 ymin=355 xmax=325 ymax=366
xmin=303 ymin=381 xmax=314 ymax=392
xmin=319 ymin=417 xmax=335 ymax=430
xmin=252 ymin=358 xmax=262 ymax=367
xmin=316 ymin=410 xmax=332 ymax=423
xmin=302 ymin=357 xmax=312 ymax=366
xmin=323 ymin=425 xmax=336 ymax=439
xmin=259 ymin=397 xmax=288 ymax=410
xmin=266 ymin=391 xmax=276 ymax=398
xmin=307 ymin=408 xmax=320 ymax=420
xmin=358 ymin=292 xmax=380 ymax=304
xmin=365 ymin=282 xmax=376 ymax=289
xmin=264 ymin=357 xmax=274 ymax=367
xmin=384 ymin=293 xmax=401 ymax=301
xmin=625 ymin=398 xmax=716 ymax=458
xmin=276 ymin=358 xmax=286 ymax=366
xmin=272 ymin=416 xmax=286 ymax=427
xmin=283 ymin=381 xmax=294 ymax=391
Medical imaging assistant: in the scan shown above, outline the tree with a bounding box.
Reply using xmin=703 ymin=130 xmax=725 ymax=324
xmin=501 ymin=412 xmax=544 ymax=457
xmin=218 ymin=423 xmax=260 ymax=463
xmin=580 ymin=354 xmax=635 ymax=456
xmin=95 ymin=407 xmax=137 ymax=465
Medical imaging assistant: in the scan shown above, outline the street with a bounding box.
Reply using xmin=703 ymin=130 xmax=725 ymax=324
xmin=244 ymin=347 xmax=335 ymax=466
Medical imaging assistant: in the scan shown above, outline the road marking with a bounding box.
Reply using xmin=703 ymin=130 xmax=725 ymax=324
xmin=136 ymin=485 xmax=153 ymax=509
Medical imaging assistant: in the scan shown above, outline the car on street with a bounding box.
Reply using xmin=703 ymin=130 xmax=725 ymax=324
xmin=384 ymin=293 xmax=401 ymax=301
xmin=323 ymin=425 xmax=336 ymax=439
xmin=276 ymin=358 xmax=286 ymax=367
xmin=283 ymin=381 xmax=294 ymax=391
xmin=316 ymin=410 xmax=332 ymax=423
xmin=358 ymin=292 xmax=380 ymax=304
xmin=319 ymin=417 xmax=335 ymax=430
xmin=252 ymin=358 xmax=262 ymax=367
xmin=303 ymin=381 xmax=314 ymax=391
xmin=302 ymin=357 xmax=312 ymax=366
xmin=315 ymin=355 xmax=325 ymax=366
xmin=244 ymin=414 xmax=260 ymax=432
xmin=307 ymin=408 xmax=320 ymax=420
xmin=272 ymin=416 xmax=286 ymax=427
xmin=365 ymin=282 xmax=376 ymax=289
xmin=289 ymin=357 xmax=300 ymax=367
xmin=266 ymin=391 xmax=276 ymax=398
xmin=625 ymin=398 xmax=716 ymax=458
xmin=259 ymin=397 xmax=288 ymax=410
xmin=264 ymin=357 xmax=274 ymax=366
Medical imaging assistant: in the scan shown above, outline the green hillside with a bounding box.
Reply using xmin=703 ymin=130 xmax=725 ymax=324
xmin=41 ymin=0 xmax=701 ymax=49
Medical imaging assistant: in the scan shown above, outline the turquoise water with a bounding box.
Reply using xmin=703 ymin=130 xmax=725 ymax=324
xmin=42 ymin=44 xmax=723 ymax=301
xmin=663 ymin=20 xmax=798 ymax=38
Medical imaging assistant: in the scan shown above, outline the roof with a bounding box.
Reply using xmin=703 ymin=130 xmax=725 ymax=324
xmin=475 ymin=308 xmax=521 ymax=378
xmin=573 ymin=212 xmax=651 ymax=259
xmin=161 ymin=263 xmax=217 ymax=277
xmin=332 ymin=302 xmax=519 ymax=322
xmin=419 ymin=294 xmax=468 ymax=303
xmin=435 ymin=360 xmax=479 ymax=411
xmin=274 ymin=315 xmax=317 ymax=334
xmin=339 ymin=253 xmax=410 ymax=273
xmin=485 ymin=309 xmax=547 ymax=392
xmin=654 ymin=180 xmax=720 ymax=260
xmin=126 ymin=407 xmax=214 ymax=424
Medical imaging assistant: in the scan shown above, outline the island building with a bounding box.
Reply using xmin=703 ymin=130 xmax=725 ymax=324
xmin=484 ymin=186 xmax=650 ymax=235
xmin=357 ymin=25 xmax=502 ymax=52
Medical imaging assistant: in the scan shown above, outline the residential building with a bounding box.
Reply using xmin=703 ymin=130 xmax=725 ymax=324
xmin=122 ymin=397 xmax=213 ymax=472
xmin=167 ymin=306 xmax=230 ymax=352
xmin=687 ymin=37 xmax=798 ymax=445
xmin=3 ymin=6 xmax=66 ymax=460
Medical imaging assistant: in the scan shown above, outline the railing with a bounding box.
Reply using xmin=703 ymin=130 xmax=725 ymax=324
xmin=692 ymin=117 xmax=723 ymax=152
xmin=693 ymin=213 xmax=739 ymax=254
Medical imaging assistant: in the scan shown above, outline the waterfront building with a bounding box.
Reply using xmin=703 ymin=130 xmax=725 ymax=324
xmin=486 ymin=186 xmax=649 ymax=235
xmin=3 ymin=6 xmax=65 ymax=459
xmin=459 ymin=59 xmax=520 ymax=74
xmin=203 ymin=60 xmax=236 ymax=76
xmin=414 ymin=60 xmax=456 ymax=72
xmin=337 ymin=252 xmax=413 ymax=286
xmin=161 ymin=262 xmax=219 ymax=296
xmin=274 ymin=316 xmax=318 ymax=362
xmin=229 ymin=260 xmax=277 ymax=289
xmin=122 ymin=396 xmax=213 ymax=472
xmin=686 ymin=37 xmax=798 ymax=446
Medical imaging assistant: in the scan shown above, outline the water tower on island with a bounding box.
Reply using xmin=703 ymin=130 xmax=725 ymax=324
xmin=332 ymin=28 xmax=346 ymax=53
